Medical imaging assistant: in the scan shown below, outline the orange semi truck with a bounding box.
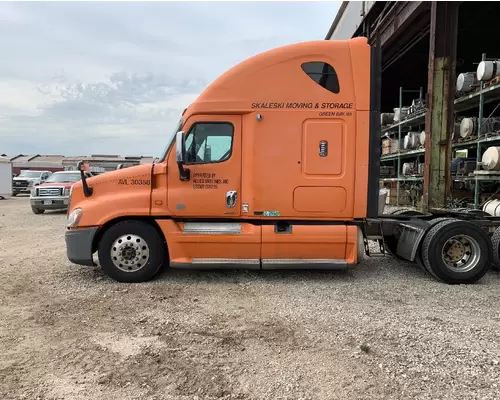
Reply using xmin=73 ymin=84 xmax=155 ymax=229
xmin=65 ymin=37 xmax=500 ymax=285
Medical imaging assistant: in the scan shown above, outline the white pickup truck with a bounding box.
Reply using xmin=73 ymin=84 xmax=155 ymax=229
xmin=12 ymin=170 xmax=53 ymax=196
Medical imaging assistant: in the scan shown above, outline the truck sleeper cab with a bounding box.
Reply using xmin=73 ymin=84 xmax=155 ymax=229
xmin=65 ymin=37 xmax=496 ymax=285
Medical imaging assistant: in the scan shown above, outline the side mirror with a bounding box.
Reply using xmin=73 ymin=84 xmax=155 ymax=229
xmin=175 ymin=131 xmax=190 ymax=181
xmin=175 ymin=131 xmax=186 ymax=163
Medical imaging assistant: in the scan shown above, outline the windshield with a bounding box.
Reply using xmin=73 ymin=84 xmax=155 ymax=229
xmin=45 ymin=172 xmax=81 ymax=183
xmin=159 ymin=117 xmax=183 ymax=162
xmin=19 ymin=171 xmax=42 ymax=178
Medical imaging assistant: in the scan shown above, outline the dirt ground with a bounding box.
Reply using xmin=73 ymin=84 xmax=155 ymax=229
xmin=1 ymin=196 xmax=500 ymax=400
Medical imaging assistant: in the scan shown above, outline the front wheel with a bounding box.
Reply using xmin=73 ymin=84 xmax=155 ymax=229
xmin=31 ymin=206 xmax=45 ymax=214
xmin=97 ymin=220 xmax=167 ymax=283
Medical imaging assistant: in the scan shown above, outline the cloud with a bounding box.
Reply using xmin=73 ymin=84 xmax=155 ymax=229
xmin=0 ymin=1 xmax=340 ymax=157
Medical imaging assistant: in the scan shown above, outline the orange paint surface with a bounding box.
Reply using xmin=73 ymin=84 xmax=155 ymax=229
xmin=67 ymin=37 xmax=371 ymax=266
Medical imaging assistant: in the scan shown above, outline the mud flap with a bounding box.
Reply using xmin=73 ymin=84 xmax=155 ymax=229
xmin=395 ymin=221 xmax=428 ymax=261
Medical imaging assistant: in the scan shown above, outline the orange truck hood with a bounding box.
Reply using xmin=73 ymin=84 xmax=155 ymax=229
xmin=69 ymin=164 xmax=154 ymax=227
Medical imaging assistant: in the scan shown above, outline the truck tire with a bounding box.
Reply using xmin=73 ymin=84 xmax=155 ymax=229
xmin=421 ymin=219 xmax=492 ymax=284
xmin=490 ymin=226 xmax=500 ymax=271
xmin=416 ymin=217 xmax=460 ymax=270
xmin=390 ymin=209 xmax=425 ymax=217
xmin=97 ymin=220 xmax=167 ymax=283
xmin=31 ymin=206 xmax=45 ymax=214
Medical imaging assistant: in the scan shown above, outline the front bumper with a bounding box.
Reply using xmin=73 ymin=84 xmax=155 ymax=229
xmin=13 ymin=187 xmax=30 ymax=194
xmin=65 ymin=227 xmax=99 ymax=266
xmin=31 ymin=196 xmax=69 ymax=209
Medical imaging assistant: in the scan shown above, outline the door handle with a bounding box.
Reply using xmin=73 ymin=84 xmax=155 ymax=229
xmin=226 ymin=190 xmax=237 ymax=208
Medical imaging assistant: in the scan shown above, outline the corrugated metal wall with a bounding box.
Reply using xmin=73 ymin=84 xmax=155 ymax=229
xmin=328 ymin=1 xmax=376 ymax=40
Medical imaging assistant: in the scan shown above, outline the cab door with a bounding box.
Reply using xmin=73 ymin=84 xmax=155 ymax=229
xmin=167 ymin=114 xmax=242 ymax=217
xmin=164 ymin=114 xmax=260 ymax=268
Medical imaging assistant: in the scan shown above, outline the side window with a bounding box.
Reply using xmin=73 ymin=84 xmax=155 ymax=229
xmin=185 ymin=122 xmax=234 ymax=164
xmin=301 ymin=62 xmax=340 ymax=94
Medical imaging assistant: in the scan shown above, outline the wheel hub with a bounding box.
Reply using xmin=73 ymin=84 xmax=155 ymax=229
xmin=445 ymin=239 xmax=467 ymax=263
xmin=110 ymin=234 xmax=150 ymax=272
xmin=441 ymin=235 xmax=479 ymax=272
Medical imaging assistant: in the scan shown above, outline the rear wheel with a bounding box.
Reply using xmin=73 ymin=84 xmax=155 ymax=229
xmin=389 ymin=209 xmax=425 ymax=217
xmin=421 ymin=219 xmax=492 ymax=284
xmin=415 ymin=218 xmax=459 ymax=271
xmin=31 ymin=206 xmax=45 ymax=214
xmin=97 ymin=220 xmax=167 ymax=283
xmin=490 ymin=226 xmax=500 ymax=271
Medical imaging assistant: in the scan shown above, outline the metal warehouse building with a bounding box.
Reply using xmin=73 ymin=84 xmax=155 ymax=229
xmin=4 ymin=154 xmax=158 ymax=175
xmin=326 ymin=1 xmax=500 ymax=212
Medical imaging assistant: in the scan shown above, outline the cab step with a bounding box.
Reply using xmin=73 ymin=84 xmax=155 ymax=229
xmin=362 ymin=221 xmax=387 ymax=257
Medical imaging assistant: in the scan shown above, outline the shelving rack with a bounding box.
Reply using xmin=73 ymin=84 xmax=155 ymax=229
xmin=379 ymin=87 xmax=426 ymax=206
xmin=379 ymin=58 xmax=500 ymax=210
xmin=452 ymin=52 xmax=500 ymax=209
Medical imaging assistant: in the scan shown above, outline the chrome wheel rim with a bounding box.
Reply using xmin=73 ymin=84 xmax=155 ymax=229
xmin=441 ymin=234 xmax=480 ymax=273
xmin=110 ymin=234 xmax=150 ymax=272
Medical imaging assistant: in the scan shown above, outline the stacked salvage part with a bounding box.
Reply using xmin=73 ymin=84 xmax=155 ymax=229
xmin=453 ymin=52 xmax=500 ymax=209
xmin=379 ymin=87 xmax=427 ymax=207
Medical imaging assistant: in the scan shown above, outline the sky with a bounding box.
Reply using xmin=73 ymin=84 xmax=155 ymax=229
xmin=0 ymin=1 xmax=339 ymax=158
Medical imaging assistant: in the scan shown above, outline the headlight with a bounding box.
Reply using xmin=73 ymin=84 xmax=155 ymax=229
xmin=67 ymin=208 xmax=83 ymax=228
xmin=30 ymin=188 xmax=36 ymax=196
xmin=64 ymin=187 xmax=71 ymax=196
xmin=66 ymin=185 xmax=74 ymax=217
xmin=27 ymin=181 xmax=34 ymax=187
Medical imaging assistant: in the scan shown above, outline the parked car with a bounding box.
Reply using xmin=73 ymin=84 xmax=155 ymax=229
xmin=13 ymin=170 xmax=53 ymax=196
xmin=30 ymin=170 xmax=92 ymax=214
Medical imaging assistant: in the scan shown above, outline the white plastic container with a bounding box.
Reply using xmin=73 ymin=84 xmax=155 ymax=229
xmin=0 ymin=157 xmax=13 ymax=199
xmin=481 ymin=146 xmax=500 ymax=171
xmin=483 ymin=199 xmax=500 ymax=216
xmin=477 ymin=60 xmax=500 ymax=81
xmin=460 ymin=117 xmax=476 ymax=138
xmin=403 ymin=132 xmax=420 ymax=150
xmin=456 ymin=72 xmax=477 ymax=92
xmin=393 ymin=107 xmax=409 ymax=122
xmin=380 ymin=113 xmax=395 ymax=126
xmin=460 ymin=117 xmax=500 ymax=138
xmin=419 ymin=131 xmax=426 ymax=146
xmin=378 ymin=189 xmax=388 ymax=215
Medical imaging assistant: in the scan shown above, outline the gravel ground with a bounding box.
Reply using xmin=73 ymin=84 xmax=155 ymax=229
xmin=1 ymin=196 xmax=500 ymax=400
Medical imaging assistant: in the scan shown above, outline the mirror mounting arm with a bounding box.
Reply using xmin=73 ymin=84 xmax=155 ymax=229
xmin=175 ymin=130 xmax=191 ymax=182
xmin=177 ymin=163 xmax=190 ymax=182
xmin=76 ymin=161 xmax=93 ymax=197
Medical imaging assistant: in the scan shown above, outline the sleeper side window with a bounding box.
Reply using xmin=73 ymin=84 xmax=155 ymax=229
xmin=184 ymin=122 xmax=234 ymax=165
xmin=301 ymin=62 xmax=340 ymax=94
